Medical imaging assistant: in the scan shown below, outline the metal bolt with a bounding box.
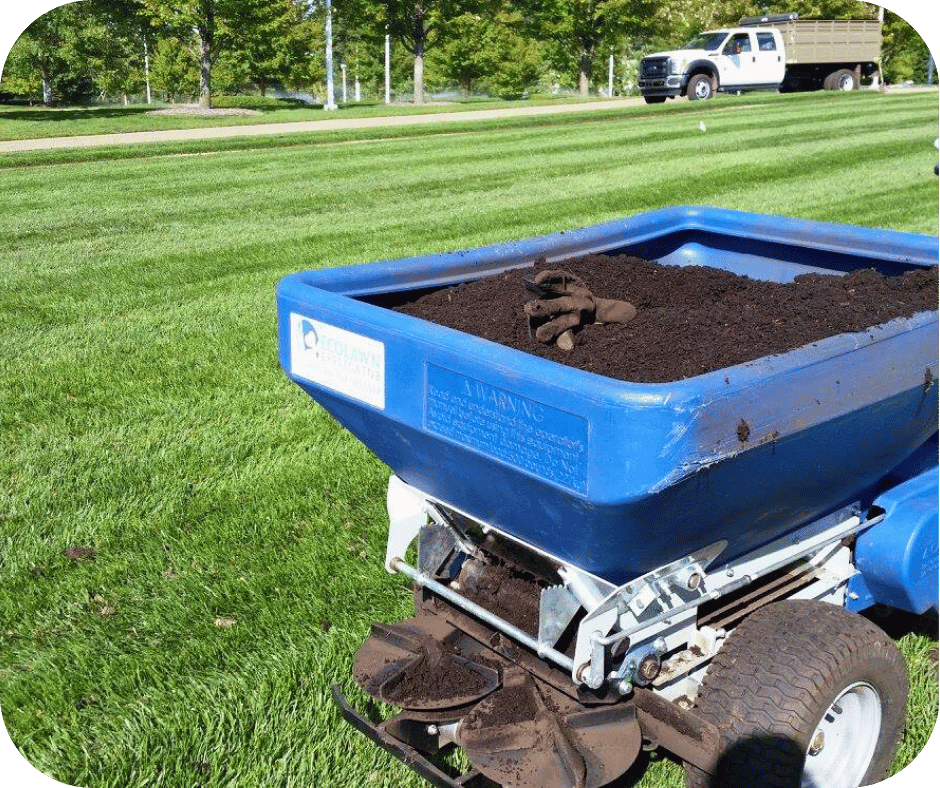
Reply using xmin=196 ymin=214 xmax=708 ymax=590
xmin=687 ymin=572 xmax=702 ymax=590
xmin=638 ymin=655 xmax=661 ymax=682
xmin=427 ymin=724 xmax=439 ymax=736
xmin=808 ymin=730 xmax=825 ymax=756
xmin=726 ymin=568 xmax=735 ymax=577
xmin=575 ymin=662 xmax=591 ymax=684
xmin=617 ymin=679 xmax=633 ymax=695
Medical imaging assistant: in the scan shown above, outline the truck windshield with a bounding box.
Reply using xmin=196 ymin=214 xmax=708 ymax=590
xmin=681 ymin=31 xmax=728 ymax=51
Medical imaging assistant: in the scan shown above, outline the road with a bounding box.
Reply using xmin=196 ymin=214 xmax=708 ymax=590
xmin=3 ymin=87 xmax=932 ymax=155
xmin=0 ymin=98 xmax=649 ymax=154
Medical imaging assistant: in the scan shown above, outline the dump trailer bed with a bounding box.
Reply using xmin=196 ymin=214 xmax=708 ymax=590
xmin=742 ymin=17 xmax=882 ymax=64
xmin=276 ymin=207 xmax=937 ymax=585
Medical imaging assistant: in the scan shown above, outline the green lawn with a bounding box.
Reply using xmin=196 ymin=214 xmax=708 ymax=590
xmin=0 ymin=92 xmax=620 ymax=141
xmin=0 ymin=89 xmax=937 ymax=788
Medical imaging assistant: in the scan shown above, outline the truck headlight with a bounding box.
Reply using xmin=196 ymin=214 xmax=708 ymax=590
xmin=668 ymin=58 xmax=687 ymax=74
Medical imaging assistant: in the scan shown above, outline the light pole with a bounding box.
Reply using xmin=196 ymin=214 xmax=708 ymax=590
xmin=385 ymin=31 xmax=391 ymax=104
xmin=324 ymin=0 xmax=337 ymax=110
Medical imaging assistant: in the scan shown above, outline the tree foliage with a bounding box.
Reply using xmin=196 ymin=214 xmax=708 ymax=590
xmin=1 ymin=2 xmax=95 ymax=105
xmin=513 ymin=1 xmax=660 ymax=96
xmin=439 ymin=8 xmax=543 ymax=98
xmin=0 ymin=0 xmax=933 ymax=106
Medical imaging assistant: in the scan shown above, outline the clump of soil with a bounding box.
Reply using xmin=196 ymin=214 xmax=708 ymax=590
xmin=396 ymin=255 xmax=938 ymax=383
xmin=462 ymin=683 xmax=539 ymax=731
xmin=63 ymin=546 xmax=96 ymax=561
xmin=383 ymin=651 xmax=489 ymax=705
xmin=458 ymin=559 xmax=544 ymax=635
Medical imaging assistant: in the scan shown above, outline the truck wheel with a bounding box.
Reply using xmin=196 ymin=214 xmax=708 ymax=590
xmin=644 ymin=95 xmax=667 ymax=104
xmin=686 ymin=74 xmax=714 ymax=100
xmin=684 ymin=600 xmax=908 ymax=788
xmin=826 ymin=69 xmax=858 ymax=91
xmin=835 ymin=69 xmax=859 ymax=90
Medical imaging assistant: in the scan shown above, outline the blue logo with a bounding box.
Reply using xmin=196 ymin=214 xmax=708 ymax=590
xmin=301 ymin=319 xmax=319 ymax=355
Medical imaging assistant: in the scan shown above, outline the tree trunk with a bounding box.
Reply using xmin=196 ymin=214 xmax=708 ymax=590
xmin=199 ymin=36 xmax=213 ymax=108
xmin=198 ymin=11 xmax=214 ymax=109
xmin=579 ymin=51 xmax=592 ymax=96
xmin=41 ymin=68 xmax=53 ymax=107
xmin=414 ymin=38 xmax=425 ymax=104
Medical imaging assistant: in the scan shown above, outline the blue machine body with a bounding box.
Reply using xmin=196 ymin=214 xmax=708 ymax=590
xmin=847 ymin=437 xmax=939 ymax=614
xmin=276 ymin=207 xmax=938 ymax=589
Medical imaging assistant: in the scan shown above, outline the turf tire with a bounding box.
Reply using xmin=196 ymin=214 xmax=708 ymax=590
xmin=684 ymin=600 xmax=908 ymax=788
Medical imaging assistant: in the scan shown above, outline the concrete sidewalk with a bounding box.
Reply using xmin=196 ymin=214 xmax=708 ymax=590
xmin=0 ymin=98 xmax=647 ymax=154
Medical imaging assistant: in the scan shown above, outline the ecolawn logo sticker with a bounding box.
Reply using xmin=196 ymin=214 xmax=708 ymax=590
xmin=289 ymin=313 xmax=385 ymax=409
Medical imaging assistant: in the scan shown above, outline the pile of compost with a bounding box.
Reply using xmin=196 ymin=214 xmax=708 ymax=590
xmin=396 ymin=254 xmax=938 ymax=383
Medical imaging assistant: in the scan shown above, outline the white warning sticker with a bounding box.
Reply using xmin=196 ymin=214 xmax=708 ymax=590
xmin=289 ymin=313 xmax=385 ymax=410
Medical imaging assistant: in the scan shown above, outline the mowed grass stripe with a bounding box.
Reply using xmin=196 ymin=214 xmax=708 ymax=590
xmin=0 ymin=90 xmax=936 ymax=788
xmin=1 ymin=97 xmax=934 ymax=311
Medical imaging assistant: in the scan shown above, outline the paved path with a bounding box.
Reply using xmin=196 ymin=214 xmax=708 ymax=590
xmin=0 ymin=98 xmax=648 ymax=154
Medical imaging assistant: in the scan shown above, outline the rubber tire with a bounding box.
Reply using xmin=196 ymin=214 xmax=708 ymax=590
xmin=685 ymin=600 xmax=908 ymax=788
xmin=825 ymin=69 xmax=858 ymax=91
xmin=644 ymin=95 xmax=667 ymax=104
xmin=687 ymin=74 xmax=714 ymax=101
xmin=836 ymin=69 xmax=859 ymax=90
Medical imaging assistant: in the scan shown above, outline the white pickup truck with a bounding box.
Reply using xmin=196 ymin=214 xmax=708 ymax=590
xmin=638 ymin=13 xmax=882 ymax=102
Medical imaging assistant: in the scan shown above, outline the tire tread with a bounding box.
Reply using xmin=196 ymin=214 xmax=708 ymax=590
xmin=685 ymin=601 xmax=908 ymax=788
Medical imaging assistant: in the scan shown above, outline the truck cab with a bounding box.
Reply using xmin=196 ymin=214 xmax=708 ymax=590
xmin=639 ymin=26 xmax=787 ymax=102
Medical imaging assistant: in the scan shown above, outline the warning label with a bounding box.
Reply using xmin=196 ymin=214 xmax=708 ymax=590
xmin=426 ymin=364 xmax=588 ymax=493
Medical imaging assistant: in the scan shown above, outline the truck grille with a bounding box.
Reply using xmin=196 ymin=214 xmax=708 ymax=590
xmin=641 ymin=57 xmax=669 ymax=79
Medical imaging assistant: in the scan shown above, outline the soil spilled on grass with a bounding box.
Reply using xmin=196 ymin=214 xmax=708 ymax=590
xmin=396 ymin=255 xmax=938 ymax=383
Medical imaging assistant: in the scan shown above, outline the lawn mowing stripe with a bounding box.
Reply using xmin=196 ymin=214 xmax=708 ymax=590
xmin=0 ymin=89 xmax=935 ymax=788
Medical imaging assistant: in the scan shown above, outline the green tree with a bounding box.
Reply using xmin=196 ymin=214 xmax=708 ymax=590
xmin=140 ymin=0 xmax=291 ymax=107
xmin=83 ymin=1 xmax=160 ymax=102
xmin=479 ymin=10 xmax=543 ymax=98
xmin=149 ymin=35 xmax=199 ymax=100
xmin=1 ymin=2 xmax=91 ymax=106
xmin=519 ymin=0 xmax=659 ymax=96
xmin=0 ymin=40 xmax=44 ymax=102
xmin=355 ymin=1 xmax=478 ymax=104
xmin=231 ymin=0 xmax=319 ymax=96
xmin=882 ymin=8 xmax=931 ymax=85
xmin=439 ymin=12 xmax=487 ymax=96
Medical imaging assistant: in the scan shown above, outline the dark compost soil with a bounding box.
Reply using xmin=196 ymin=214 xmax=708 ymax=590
xmin=396 ymin=255 xmax=938 ymax=384
xmin=382 ymin=650 xmax=489 ymax=705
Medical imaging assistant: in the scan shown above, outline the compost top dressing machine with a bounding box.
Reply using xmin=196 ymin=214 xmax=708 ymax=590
xmin=276 ymin=207 xmax=938 ymax=788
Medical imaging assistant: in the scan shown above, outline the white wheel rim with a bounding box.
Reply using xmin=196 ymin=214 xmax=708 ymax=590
xmin=838 ymin=75 xmax=854 ymax=90
xmin=802 ymin=682 xmax=881 ymax=788
xmin=694 ymin=81 xmax=710 ymax=99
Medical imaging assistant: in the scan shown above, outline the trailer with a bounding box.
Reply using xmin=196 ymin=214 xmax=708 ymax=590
xmin=639 ymin=13 xmax=882 ymax=101
xmin=276 ymin=207 xmax=938 ymax=788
